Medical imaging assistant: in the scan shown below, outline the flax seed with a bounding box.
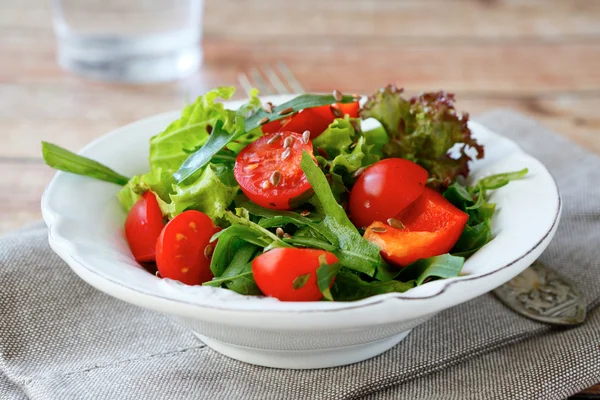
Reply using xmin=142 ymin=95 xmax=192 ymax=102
xmin=270 ymin=170 xmax=282 ymax=186
xmin=259 ymin=116 xmax=270 ymax=125
xmin=370 ymin=226 xmax=387 ymax=233
xmin=333 ymin=89 xmax=343 ymax=102
xmin=387 ymin=218 xmax=405 ymax=229
xmin=302 ymin=130 xmax=311 ymax=144
xmin=276 ymin=227 xmax=284 ymax=238
xmin=278 ymin=106 xmax=294 ymax=115
xmin=267 ymin=134 xmax=281 ymax=144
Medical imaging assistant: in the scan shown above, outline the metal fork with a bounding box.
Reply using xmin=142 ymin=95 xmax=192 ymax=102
xmin=237 ymin=62 xmax=305 ymax=96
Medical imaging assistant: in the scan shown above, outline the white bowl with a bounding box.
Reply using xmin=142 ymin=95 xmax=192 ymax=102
xmin=42 ymin=96 xmax=561 ymax=369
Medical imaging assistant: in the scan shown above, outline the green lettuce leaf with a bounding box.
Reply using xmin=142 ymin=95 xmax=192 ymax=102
xmin=117 ymin=87 xmax=243 ymax=218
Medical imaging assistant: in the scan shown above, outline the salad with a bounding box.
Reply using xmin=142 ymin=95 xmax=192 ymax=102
xmin=42 ymin=85 xmax=526 ymax=302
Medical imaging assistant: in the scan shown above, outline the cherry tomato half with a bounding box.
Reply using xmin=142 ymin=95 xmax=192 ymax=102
xmin=364 ymin=188 xmax=469 ymax=266
xmin=349 ymin=158 xmax=428 ymax=228
xmin=252 ymin=248 xmax=338 ymax=301
xmin=234 ymin=131 xmax=315 ymax=210
xmin=125 ymin=191 xmax=165 ymax=263
xmin=155 ymin=210 xmax=220 ymax=285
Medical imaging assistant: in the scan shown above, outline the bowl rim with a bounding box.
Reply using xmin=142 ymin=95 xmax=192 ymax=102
xmin=41 ymin=98 xmax=561 ymax=315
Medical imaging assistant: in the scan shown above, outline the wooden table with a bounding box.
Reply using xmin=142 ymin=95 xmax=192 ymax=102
xmin=2 ymin=0 xmax=599 ymax=396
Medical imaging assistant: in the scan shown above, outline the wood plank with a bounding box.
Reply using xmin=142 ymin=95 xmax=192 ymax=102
xmin=2 ymin=36 xmax=600 ymax=95
xmin=2 ymin=0 xmax=600 ymax=40
xmin=0 ymin=162 xmax=54 ymax=234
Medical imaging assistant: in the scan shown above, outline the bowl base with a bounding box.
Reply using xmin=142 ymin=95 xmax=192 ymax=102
xmin=193 ymin=330 xmax=412 ymax=369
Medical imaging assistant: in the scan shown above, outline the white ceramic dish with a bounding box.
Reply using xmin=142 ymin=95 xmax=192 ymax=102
xmin=42 ymin=96 xmax=561 ymax=369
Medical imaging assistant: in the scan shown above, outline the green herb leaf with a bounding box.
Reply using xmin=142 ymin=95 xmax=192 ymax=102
xmin=331 ymin=269 xmax=416 ymax=301
xmin=300 ymin=151 xmax=382 ymax=276
xmin=174 ymin=93 xmax=355 ymax=184
xmin=173 ymin=118 xmax=245 ymax=183
xmin=42 ymin=142 xmax=129 ymax=186
xmin=397 ymin=254 xmax=465 ymax=285
xmin=293 ymin=273 xmax=311 ymax=290
xmin=316 ymin=255 xmax=341 ymax=301
xmin=245 ymin=94 xmax=355 ymax=132
xmin=478 ymin=168 xmax=528 ymax=190
xmin=283 ymin=236 xmax=337 ymax=251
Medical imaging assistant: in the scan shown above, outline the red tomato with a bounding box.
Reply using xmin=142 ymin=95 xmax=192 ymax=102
xmin=261 ymin=118 xmax=289 ymax=134
xmin=280 ymin=102 xmax=360 ymax=139
xmin=234 ymin=131 xmax=315 ymax=210
xmin=155 ymin=210 xmax=220 ymax=285
xmin=125 ymin=191 xmax=165 ymax=263
xmin=349 ymin=158 xmax=429 ymax=228
xmin=252 ymin=248 xmax=338 ymax=301
xmin=364 ymin=188 xmax=469 ymax=266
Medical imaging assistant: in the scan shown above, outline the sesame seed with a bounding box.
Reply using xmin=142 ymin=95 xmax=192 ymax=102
xmin=155 ymin=271 xmax=162 ymax=278
xmin=281 ymin=148 xmax=291 ymax=160
xmin=261 ymin=180 xmax=270 ymax=189
xmin=259 ymin=116 xmax=270 ymax=125
xmin=181 ymin=267 xmax=190 ymax=274
xmin=204 ymin=244 xmax=214 ymax=259
xmin=283 ymin=136 xmax=293 ymax=148
xmin=352 ymin=167 xmax=365 ymax=178
xmin=270 ymin=170 xmax=281 ymax=186
xmin=267 ymin=134 xmax=281 ymax=144
xmin=244 ymin=163 xmax=259 ymax=171
xmin=349 ymin=142 xmax=357 ymax=149
xmin=387 ymin=218 xmax=406 ymax=229
xmin=189 ymin=221 xmax=197 ymax=232
xmin=283 ymin=233 xmax=292 ymax=239
xmin=330 ymin=104 xmax=343 ymax=118
xmin=246 ymin=110 xmax=254 ymax=118
xmin=299 ymin=210 xmax=311 ymax=217
xmin=276 ymin=227 xmax=284 ymax=238
xmin=370 ymin=226 xmax=387 ymax=233
xmin=333 ymin=89 xmax=343 ymax=102
xmin=175 ymin=233 xmax=187 ymax=241
xmin=278 ymin=106 xmax=294 ymax=115
xmin=302 ymin=130 xmax=311 ymax=144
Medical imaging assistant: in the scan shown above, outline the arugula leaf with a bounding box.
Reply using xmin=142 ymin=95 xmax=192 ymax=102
xmin=478 ymin=168 xmax=528 ymax=190
xmin=42 ymin=142 xmax=129 ymax=186
xmin=451 ymin=220 xmax=492 ymax=258
xmin=301 ymin=151 xmax=382 ymax=276
xmin=204 ymin=241 xmax=262 ymax=295
xmin=331 ymin=269 xmax=416 ymax=301
xmin=203 ymin=267 xmax=262 ymax=296
xmin=283 ymin=236 xmax=337 ymax=251
xmin=444 ymin=169 xmax=528 ymax=257
xmin=175 ymin=93 xmax=355 ymax=183
xmin=316 ymin=255 xmax=341 ymax=301
xmin=397 ymin=254 xmax=465 ymax=285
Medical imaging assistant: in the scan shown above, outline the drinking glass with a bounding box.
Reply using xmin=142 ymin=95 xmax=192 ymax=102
xmin=52 ymin=0 xmax=203 ymax=83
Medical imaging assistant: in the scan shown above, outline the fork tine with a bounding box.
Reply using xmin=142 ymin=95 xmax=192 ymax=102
xmin=237 ymin=72 xmax=254 ymax=97
xmin=249 ymin=67 xmax=274 ymax=95
xmin=263 ymin=65 xmax=289 ymax=94
xmin=277 ymin=61 xmax=305 ymax=93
